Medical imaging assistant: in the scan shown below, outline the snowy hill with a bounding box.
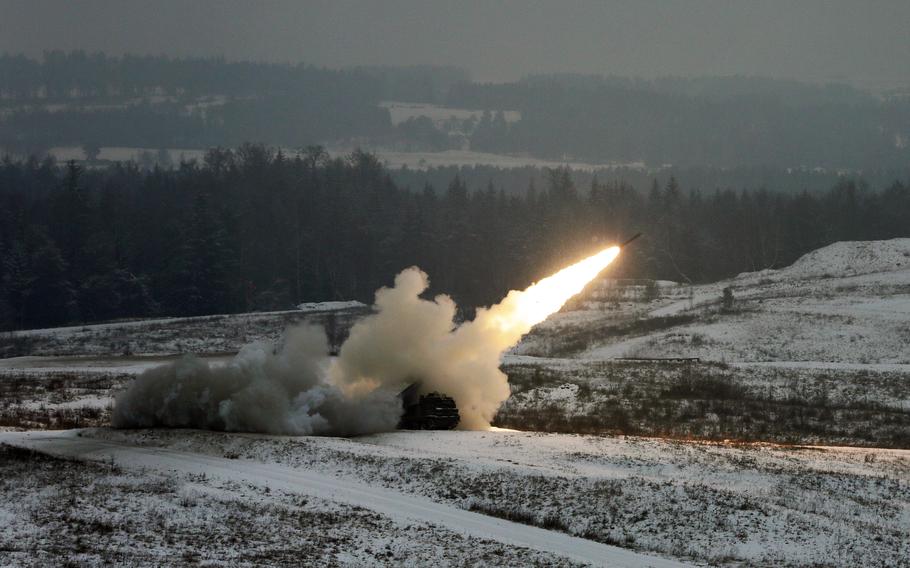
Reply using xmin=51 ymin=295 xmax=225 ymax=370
xmin=517 ymin=238 xmax=910 ymax=367
xmin=742 ymin=238 xmax=910 ymax=281
xmin=501 ymin=239 xmax=910 ymax=446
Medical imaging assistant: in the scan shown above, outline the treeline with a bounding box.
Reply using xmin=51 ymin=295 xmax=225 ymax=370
xmin=450 ymin=75 xmax=910 ymax=169
xmin=4 ymin=53 xmax=910 ymax=170
xmin=0 ymin=52 xmax=464 ymax=155
xmin=450 ymin=74 xmax=876 ymax=109
xmin=0 ymin=94 xmax=390 ymax=156
xmin=0 ymin=51 xmax=464 ymax=101
xmin=391 ymin=163 xmax=910 ymax=198
xmin=1 ymin=146 xmax=909 ymax=330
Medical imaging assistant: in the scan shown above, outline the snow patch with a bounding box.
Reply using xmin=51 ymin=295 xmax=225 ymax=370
xmin=738 ymin=238 xmax=910 ymax=281
xmin=297 ymin=300 xmax=367 ymax=312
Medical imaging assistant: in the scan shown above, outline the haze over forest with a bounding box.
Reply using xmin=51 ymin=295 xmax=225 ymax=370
xmin=3 ymin=0 xmax=910 ymax=89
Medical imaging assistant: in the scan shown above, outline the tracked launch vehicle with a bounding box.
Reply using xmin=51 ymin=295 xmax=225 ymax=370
xmin=398 ymin=383 xmax=460 ymax=430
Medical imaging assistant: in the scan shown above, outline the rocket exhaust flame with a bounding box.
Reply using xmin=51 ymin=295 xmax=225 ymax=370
xmin=114 ymin=245 xmax=624 ymax=435
xmin=505 ymin=246 xmax=621 ymax=330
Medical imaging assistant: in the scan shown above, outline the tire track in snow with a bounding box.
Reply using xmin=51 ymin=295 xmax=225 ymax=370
xmin=0 ymin=430 xmax=690 ymax=568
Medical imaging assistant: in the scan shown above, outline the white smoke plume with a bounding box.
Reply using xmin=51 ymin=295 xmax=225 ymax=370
xmin=330 ymin=267 xmax=529 ymax=429
xmin=114 ymin=246 xmax=620 ymax=435
xmin=112 ymin=324 xmax=401 ymax=436
xmin=329 ymin=267 xmax=512 ymax=430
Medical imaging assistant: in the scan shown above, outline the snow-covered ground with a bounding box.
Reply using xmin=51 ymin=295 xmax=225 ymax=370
xmin=1 ymin=302 xmax=369 ymax=358
xmin=3 ymin=240 xmax=910 ymax=445
xmin=297 ymin=300 xmax=367 ymax=312
xmin=48 ymin=146 xmax=208 ymax=163
xmin=522 ymin=238 xmax=910 ymax=365
xmin=333 ymin=148 xmax=645 ymax=172
xmin=380 ymin=101 xmax=522 ymax=126
xmin=499 ymin=239 xmax=910 ymax=446
xmin=46 ymin=144 xmax=644 ymax=173
xmin=0 ymin=437 xmax=590 ymax=567
xmin=1 ymin=430 xmax=686 ymax=567
xmin=3 ymin=428 xmax=907 ymax=567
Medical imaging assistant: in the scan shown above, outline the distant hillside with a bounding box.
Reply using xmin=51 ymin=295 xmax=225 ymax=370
xmin=2 ymin=52 xmax=909 ymax=169
xmin=769 ymin=238 xmax=910 ymax=279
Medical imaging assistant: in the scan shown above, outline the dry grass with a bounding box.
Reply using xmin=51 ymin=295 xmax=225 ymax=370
xmin=0 ymin=371 xmax=127 ymax=430
xmin=497 ymin=361 xmax=910 ymax=448
xmin=0 ymin=444 xmax=580 ymax=567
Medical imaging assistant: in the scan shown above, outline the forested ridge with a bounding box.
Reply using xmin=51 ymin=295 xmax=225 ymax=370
xmin=2 ymin=145 xmax=909 ymax=331
xmin=451 ymin=76 xmax=910 ymax=168
xmin=2 ymin=52 xmax=909 ymax=169
xmin=0 ymin=52 xmax=464 ymax=155
xmin=0 ymin=51 xmax=466 ymax=102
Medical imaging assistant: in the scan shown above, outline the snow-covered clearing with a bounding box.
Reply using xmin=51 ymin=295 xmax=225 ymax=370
xmin=1 ymin=430 xmax=685 ymax=567
xmin=3 ymin=240 xmax=910 ymax=445
xmin=516 ymin=241 xmax=910 ymax=373
xmin=48 ymin=146 xmax=208 ymax=163
xmin=297 ymin=300 xmax=367 ymax=312
xmin=328 ymin=148 xmax=645 ymax=172
xmin=1 ymin=303 xmax=369 ymax=358
xmin=45 ymin=143 xmax=644 ymax=174
xmin=0 ymin=441 xmax=585 ymax=567
xmin=4 ymin=428 xmax=908 ymax=566
xmin=380 ymin=101 xmax=521 ymax=126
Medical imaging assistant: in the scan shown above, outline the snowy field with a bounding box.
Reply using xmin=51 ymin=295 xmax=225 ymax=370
xmin=1 ymin=428 xmax=907 ymax=566
xmin=44 ymin=145 xmax=644 ymax=173
xmin=0 ymin=436 xmax=595 ymax=567
xmin=47 ymin=146 xmax=208 ymax=164
xmin=372 ymin=149 xmax=644 ymax=171
xmin=379 ymin=101 xmax=522 ymax=126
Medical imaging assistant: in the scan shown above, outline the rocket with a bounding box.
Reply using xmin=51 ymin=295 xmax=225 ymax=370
xmin=620 ymin=233 xmax=642 ymax=248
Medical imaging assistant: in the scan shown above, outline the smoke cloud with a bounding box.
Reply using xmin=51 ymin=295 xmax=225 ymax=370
xmin=115 ymin=248 xmax=619 ymax=435
xmin=112 ymin=324 xmax=402 ymax=436
xmin=329 ymin=267 xmax=515 ymax=430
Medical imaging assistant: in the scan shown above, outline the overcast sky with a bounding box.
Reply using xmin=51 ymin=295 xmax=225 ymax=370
xmin=2 ymin=0 xmax=908 ymax=89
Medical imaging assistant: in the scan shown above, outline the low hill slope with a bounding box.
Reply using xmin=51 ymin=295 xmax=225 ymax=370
xmin=500 ymin=239 xmax=910 ymax=446
xmin=517 ymin=238 xmax=910 ymax=367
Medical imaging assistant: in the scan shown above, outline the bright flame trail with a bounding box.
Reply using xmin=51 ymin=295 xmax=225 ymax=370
xmin=489 ymin=245 xmax=621 ymax=332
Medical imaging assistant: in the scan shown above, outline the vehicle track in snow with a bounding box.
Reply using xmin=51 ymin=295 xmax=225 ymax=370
xmin=0 ymin=430 xmax=689 ymax=568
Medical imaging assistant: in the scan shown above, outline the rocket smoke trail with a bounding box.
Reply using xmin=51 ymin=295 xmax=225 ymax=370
xmin=113 ymin=246 xmax=621 ymax=435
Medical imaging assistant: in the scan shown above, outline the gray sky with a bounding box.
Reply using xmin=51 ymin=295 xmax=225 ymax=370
xmin=2 ymin=0 xmax=908 ymax=89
